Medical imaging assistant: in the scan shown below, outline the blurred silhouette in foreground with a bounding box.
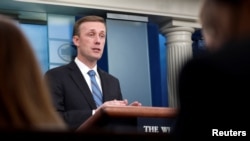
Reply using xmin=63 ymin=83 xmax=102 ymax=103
xmin=173 ymin=0 xmax=250 ymax=139
xmin=0 ymin=14 xmax=67 ymax=131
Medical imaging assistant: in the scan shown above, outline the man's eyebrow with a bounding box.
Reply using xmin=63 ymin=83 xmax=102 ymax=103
xmin=88 ymin=29 xmax=95 ymax=32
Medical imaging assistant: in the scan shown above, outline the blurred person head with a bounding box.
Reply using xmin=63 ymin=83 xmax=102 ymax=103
xmin=72 ymin=15 xmax=106 ymax=68
xmin=0 ymin=14 xmax=67 ymax=131
xmin=199 ymin=0 xmax=250 ymax=52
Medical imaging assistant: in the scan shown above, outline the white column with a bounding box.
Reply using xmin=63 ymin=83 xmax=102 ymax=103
xmin=161 ymin=26 xmax=194 ymax=108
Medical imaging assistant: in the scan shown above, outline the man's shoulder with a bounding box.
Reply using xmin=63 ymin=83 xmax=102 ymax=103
xmin=45 ymin=62 xmax=75 ymax=75
xmin=98 ymin=68 xmax=119 ymax=81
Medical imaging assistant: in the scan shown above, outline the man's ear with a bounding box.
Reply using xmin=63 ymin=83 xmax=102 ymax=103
xmin=72 ymin=35 xmax=79 ymax=47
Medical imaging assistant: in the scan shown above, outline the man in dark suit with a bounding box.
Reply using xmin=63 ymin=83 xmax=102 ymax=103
xmin=173 ymin=0 xmax=250 ymax=139
xmin=45 ymin=15 xmax=141 ymax=130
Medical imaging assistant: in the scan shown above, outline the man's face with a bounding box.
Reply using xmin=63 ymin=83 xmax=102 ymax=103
xmin=73 ymin=21 xmax=106 ymax=62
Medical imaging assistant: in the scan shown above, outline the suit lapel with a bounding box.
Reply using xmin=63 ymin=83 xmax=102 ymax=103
xmin=68 ymin=61 xmax=96 ymax=109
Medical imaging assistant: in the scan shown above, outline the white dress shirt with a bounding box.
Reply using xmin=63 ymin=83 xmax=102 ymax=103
xmin=74 ymin=57 xmax=102 ymax=93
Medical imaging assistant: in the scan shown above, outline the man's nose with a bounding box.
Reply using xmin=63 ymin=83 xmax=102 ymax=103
xmin=94 ymin=35 xmax=101 ymax=44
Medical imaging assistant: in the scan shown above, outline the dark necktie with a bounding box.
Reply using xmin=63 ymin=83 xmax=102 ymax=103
xmin=88 ymin=70 xmax=103 ymax=107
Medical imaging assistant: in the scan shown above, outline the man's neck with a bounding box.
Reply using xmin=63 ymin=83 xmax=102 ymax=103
xmin=76 ymin=56 xmax=97 ymax=69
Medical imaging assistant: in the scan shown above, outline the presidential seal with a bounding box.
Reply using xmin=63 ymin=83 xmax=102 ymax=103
xmin=57 ymin=43 xmax=76 ymax=62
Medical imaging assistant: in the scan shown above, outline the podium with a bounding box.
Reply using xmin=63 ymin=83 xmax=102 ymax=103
xmin=76 ymin=106 xmax=177 ymax=134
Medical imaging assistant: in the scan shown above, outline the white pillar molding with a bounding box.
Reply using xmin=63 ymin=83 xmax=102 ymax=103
xmin=161 ymin=26 xmax=194 ymax=108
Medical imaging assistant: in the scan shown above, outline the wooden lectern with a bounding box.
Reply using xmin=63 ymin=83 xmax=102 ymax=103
xmin=76 ymin=106 xmax=177 ymax=134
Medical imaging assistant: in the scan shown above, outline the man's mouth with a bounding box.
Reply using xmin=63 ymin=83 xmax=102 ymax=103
xmin=92 ymin=48 xmax=101 ymax=51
